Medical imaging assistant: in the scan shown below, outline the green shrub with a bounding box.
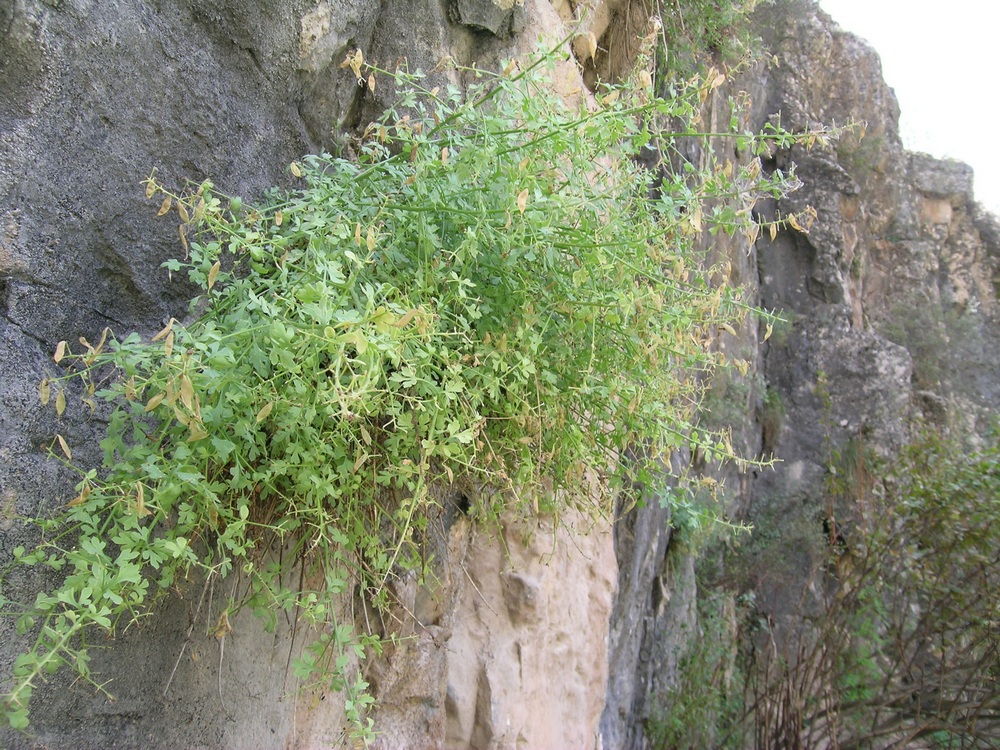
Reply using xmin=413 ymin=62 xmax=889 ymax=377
xmin=744 ymin=424 xmax=1000 ymax=748
xmin=3 ymin=47 xmax=813 ymax=737
xmin=659 ymin=0 xmax=770 ymax=80
xmin=647 ymin=589 xmax=747 ymax=750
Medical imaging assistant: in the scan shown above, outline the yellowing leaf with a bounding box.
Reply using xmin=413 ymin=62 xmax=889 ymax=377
xmin=516 ymin=189 xmax=528 ymax=215
xmin=440 ymin=147 xmax=449 ymax=165
xmin=718 ymin=322 xmax=738 ymax=337
xmin=214 ymin=609 xmax=232 ymax=639
xmin=135 ymin=482 xmax=152 ymax=517
xmin=68 ymin=485 xmax=91 ymax=507
xmin=56 ymin=389 xmax=66 ymax=416
xmin=56 ymin=434 xmax=72 ymax=461
xmin=579 ymin=31 xmax=597 ymax=61
xmin=95 ymin=327 xmax=109 ymax=356
xmin=367 ymin=73 xmax=376 ymax=93
xmin=342 ymin=330 xmax=368 ymax=355
xmin=370 ymin=306 xmax=396 ymax=332
xmin=764 ymin=323 xmax=774 ymax=342
xmin=639 ymin=69 xmax=653 ymax=90
xmin=274 ymin=210 xmax=283 ymax=227
xmin=145 ymin=179 xmax=157 ymax=199
xmin=144 ymin=392 xmax=166 ymax=412
xmin=354 ymin=222 xmax=362 ymax=247
xmin=601 ymin=89 xmax=620 ymax=107
xmin=518 ymin=157 xmax=529 ymax=171
xmin=179 ymin=223 xmax=188 ymax=252
xmin=157 ymin=196 xmax=172 ymax=216
xmin=171 ymin=403 xmax=190 ymax=426
xmin=787 ymin=213 xmax=803 ymax=232
xmin=395 ymin=308 xmax=418 ymax=328
xmin=769 ymin=222 xmax=778 ymax=241
xmin=207 ymin=260 xmax=221 ymax=290
xmin=180 ymin=374 xmax=194 ymax=411
xmin=628 ymin=393 xmax=639 ymax=415
xmin=187 ymin=423 xmax=209 ymax=442
xmin=255 ymin=401 xmax=274 ymax=422
xmin=54 ymin=340 xmax=67 ymax=363
xmin=502 ymin=59 xmax=518 ymax=77
xmin=341 ymin=49 xmax=363 ymax=77
xmin=164 ymin=330 xmax=174 ymax=358
xmin=290 ymin=161 xmax=303 ymax=178
xmin=177 ymin=202 xmax=190 ymax=224
xmin=39 ymin=378 xmax=51 ymax=406
xmin=689 ymin=205 xmax=703 ymax=232
xmin=151 ymin=318 xmax=174 ymax=342
xmin=366 ymin=225 xmax=377 ymax=252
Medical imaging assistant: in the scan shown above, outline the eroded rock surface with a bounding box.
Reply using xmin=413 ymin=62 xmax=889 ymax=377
xmin=1 ymin=0 xmax=998 ymax=748
xmin=0 ymin=2 xmax=617 ymax=748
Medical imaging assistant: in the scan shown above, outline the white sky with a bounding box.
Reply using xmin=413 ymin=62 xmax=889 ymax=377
xmin=818 ymin=0 xmax=1000 ymax=215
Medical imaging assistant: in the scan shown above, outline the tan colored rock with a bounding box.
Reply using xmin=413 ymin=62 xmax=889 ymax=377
xmin=920 ymin=196 xmax=953 ymax=226
xmin=367 ymin=508 xmax=616 ymax=750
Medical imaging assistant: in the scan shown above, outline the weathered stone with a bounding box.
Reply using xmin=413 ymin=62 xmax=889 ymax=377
xmin=910 ymin=152 xmax=975 ymax=203
xmin=447 ymin=0 xmax=522 ymax=37
xmin=741 ymin=3 xmax=1000 ymax=724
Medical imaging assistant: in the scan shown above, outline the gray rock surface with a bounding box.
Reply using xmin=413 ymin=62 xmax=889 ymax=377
xmin=744 ymin=0 xmax=999 ymax=682
xmin=0 ymin=1 xmax=376 ymax=746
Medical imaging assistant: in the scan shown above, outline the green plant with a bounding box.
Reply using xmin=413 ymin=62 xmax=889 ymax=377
xmin=647 ymin=588 xmax=748 ymax=750
xmin=657 ymin=0 xmax=770 ymax=80
xmin=743 ymin=424 xmax=1000 ymax=749
xmin=2 ymin=46 xmax=818 ymax=737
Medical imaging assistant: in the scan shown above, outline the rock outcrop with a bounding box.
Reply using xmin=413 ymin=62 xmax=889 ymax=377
xmin=1 ymin=0 xmax=997 ymax=748
xmin=1 ymin=2 xmax=616 ymax=748
xmin=752 ymin=0 xmax=998 ymax=586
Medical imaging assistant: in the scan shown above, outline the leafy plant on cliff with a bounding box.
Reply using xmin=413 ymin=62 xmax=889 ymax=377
xmin=1 ymin=45 xmax=820 ymax=738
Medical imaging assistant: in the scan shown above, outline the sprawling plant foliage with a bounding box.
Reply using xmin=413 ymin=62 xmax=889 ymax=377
xmin=2 ymin=46 xmax=811 ymax=738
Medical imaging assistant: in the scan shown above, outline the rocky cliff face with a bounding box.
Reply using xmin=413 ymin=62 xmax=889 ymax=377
xmin=749 ymin=0 xmax=998 ymax=631
xmin=1 ymin=1 xmax=997 ymax=748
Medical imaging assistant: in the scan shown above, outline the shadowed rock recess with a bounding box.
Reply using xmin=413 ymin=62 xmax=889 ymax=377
xmin=1 ymin=0 xmax=996 ymax=748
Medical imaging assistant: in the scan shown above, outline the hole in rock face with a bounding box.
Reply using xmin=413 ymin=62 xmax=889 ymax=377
xmin=454 ymin=493 xmax=471 ymax=515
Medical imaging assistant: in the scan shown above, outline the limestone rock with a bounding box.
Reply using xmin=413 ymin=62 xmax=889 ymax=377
xmin=447 ymin=0 xmax=524 ymax=37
